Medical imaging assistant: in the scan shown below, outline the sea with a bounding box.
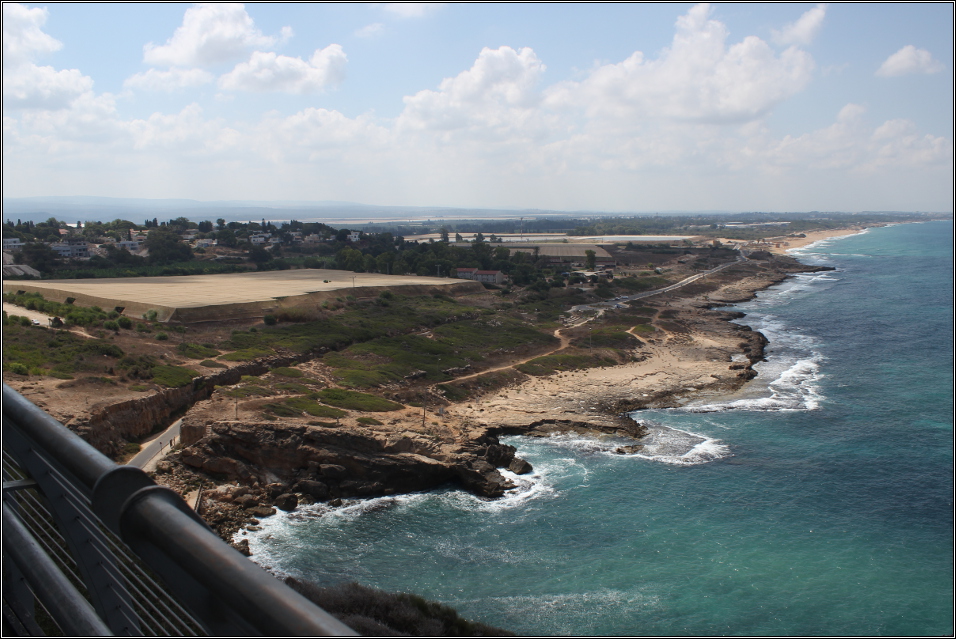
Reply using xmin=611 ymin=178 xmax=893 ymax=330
xmin=246 ymin=220 xmax=953 ymax=636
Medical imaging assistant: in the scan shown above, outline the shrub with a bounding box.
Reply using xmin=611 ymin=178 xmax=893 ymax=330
xmin=103 ymin=320 xmax=119 ymax=331
xmin=263 ymin=314 xmax=277 ymax=326
xmin=199 ymin=359 xmax=227 ymax=368
xmin=156 ymin=332 xmax=169 ymax=341
xmin=317 ymin=388 xmax=404 ymax=412
xmin=143 ymin=309 xmax=158 ymax=321
xmin=356 ymin=417 xmax=383 ymax=426
xmin=285 ymin=397 xmax=347 ymax=419
xmin=117 ymin=316 xmax=132 ymax=329
xmin=271 ymin=367 xmax=303 ymax=378
xmin=10 ymin=363 xmax=29 ymax=376
xmin=150 ymin=365 xmax=197 ymax=388
xmin=177 ymin=342 xmax=220 ymax=359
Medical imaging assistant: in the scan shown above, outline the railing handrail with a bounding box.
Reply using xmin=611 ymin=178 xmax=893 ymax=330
xmin=3 ymin=383 xmax=357 ymax=636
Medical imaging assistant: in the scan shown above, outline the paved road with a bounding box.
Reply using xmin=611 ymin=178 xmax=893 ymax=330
xmin=570 ymin=255 xmax=746 ymax=314
xmin=127 ymin=419 xmax=182 ymax=471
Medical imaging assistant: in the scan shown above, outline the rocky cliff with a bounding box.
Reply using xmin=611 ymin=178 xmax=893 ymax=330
xmin=180 ymin=420 xmax=530 ymax=502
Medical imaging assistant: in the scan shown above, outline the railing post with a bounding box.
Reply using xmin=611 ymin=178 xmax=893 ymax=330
xmin=3 ymin=420 xmax=143 ymax=635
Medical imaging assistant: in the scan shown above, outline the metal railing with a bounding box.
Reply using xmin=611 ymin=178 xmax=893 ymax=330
xmin=2 ymin=383 xmax=357 ymax=636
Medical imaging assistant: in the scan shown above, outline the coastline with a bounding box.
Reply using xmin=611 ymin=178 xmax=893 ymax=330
xmin=159 ymin=249 xmax=833 ymax=544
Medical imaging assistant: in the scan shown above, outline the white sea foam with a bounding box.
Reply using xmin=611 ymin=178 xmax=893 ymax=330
xmin=627 ymin=422 xmax=731 ymax=465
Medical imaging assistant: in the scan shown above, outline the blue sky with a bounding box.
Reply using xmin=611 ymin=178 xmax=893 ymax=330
xmin=3 ymin=3 xmax=952 ymax=212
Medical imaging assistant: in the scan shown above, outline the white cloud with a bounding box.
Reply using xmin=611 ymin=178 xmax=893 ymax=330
xmin=124 ymin=67 xmax=215 ymax=92
xmin=398 ymin=46 xmax=547 ymax=137
xmin=2 ymin=4 xmax=94 ymax=110
xmin=876 ymin=45 xmax=944 ymax=77
xmin=772 ymin=4 xmax=827 ymax=47
xmin=355 ymin=23 xmax=385 ymax=38
xmin=2 ymin=3 xmax=62 ymax=67
xmin=143 ymin=3 xmax=276 ymax=68
xmin=4 ymin=63 xmax=94 ymax=109
xmin=218 ymin=45 xmax=347 ymax=93
xmin=382 ymin=3 xmax=445 ymax=19
xmin=545 ymin=3 xmax=815 ymax=124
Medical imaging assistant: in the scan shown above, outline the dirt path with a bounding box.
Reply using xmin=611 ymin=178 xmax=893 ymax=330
xmin=442 ymin=315 xmax=596 ymax=385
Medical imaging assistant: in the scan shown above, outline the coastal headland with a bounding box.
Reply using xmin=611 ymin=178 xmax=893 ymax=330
xmin=3 ymin=235 xmax=849 ymax=546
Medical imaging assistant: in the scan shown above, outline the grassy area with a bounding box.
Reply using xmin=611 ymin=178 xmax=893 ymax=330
xmin=218 ymin=348 xmax=273 ymax=361
xmin=220 ymin=295 xmax=477 ymax=357
xmin=177 ymin=342 xmax=220 ymax=359
xmin=571 ymin=327 xmax=641 ymax=349
xmin=151 ymin=365 xmax=198 ymax=388
xmin=271 ymin=367 xmax=303 ymax=378
xmin=2 ymin=323 xmax=123 ymax=377
xmin=516 ymin=351 xmax=618 ymax=376
xmin=283 ymin=397 xmax=348 ymax=418
xmin=4 ymin=292 xmax=112 ymax=327
xmin=317 ymin=388 xmax=404 ymax=412
xmin=324 ymin=316 xmax=556 ymax=388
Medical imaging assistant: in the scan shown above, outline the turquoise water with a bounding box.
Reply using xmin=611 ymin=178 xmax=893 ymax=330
xmin=247 ymin=221 xmax=953 ymax=636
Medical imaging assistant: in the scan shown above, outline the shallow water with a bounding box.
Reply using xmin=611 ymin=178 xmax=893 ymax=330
xmin=247 ymin=220 xmax=953 ymax=636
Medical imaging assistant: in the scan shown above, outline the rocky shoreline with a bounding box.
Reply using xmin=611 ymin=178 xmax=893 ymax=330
xmin=148 ymin=253 xmax=832 ymax=548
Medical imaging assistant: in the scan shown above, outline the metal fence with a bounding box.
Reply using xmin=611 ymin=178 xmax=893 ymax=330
xmin=2 ymin=383 xmax=357 ymax=636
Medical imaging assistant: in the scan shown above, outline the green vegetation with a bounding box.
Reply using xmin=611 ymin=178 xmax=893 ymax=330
xmin=357 ymin=417 xmax=383 ymax=426
xmin=275 ymin=382 xmax=311 ymax=394
xmin=271 ymin=367 xmax=303 ymax=378
xmin=222 ymin=385 xmax=273 ymax=398
xmin=317 ymin=388 xmax=404 ymax=412
xmin=571 ymin=327 xmax=641 ymax=349
xmin=284 ymin=396 xmax=349 ymax=418
xmin=177 ymin=342 xmax=220 ymax=359
xmin=199 ymin=359 xmax=227 ymax=368
xmin=218 ymin=348 xmax=272 ymax=361
xmin=2 ymin=324 xmax=123 ymax=377
xmin=3 ymin=292 xmax=111 ymax=327
xmin=615 ymin=276 xmax=670 ymax=292
xmin=151 ymin=365 xmax=198 ymax=388
xmin=517 ymin=352 xmax=617 ymax=376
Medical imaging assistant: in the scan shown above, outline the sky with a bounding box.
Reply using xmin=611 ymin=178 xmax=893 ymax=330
xmin=2 ymin=2 xmax=953 ymax=213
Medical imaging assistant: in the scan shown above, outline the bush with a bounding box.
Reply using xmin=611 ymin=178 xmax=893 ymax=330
xmin=156 ymin=332 xmax=169 ymax=341
xmin=150 ymin=365 xmax=197 ymax=388
xmin=103 ymin=320 xmax=119 ymax=331
xmin=271 ymin=367 xmax=303 ymax=378
xmin=117 ymin=316 xmax=133 ymax=329
xmin=317 ymin=388 xmax=404 ymax=412
xmin=263 ymin=314 xmax=277 ymax=326
xmin=177 ymin=342 xmax=220 ymax=359
xmin=10 ymin=363 xmax=29 ymax=376
xmin=284 ymin=397 xmax=347 ymax=418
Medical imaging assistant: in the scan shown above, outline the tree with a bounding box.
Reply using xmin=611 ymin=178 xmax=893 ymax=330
xmin=216 ymin=228 xmax=238 ymax=247
xmin=145 ymin=228 xmax=193 ymax=265
xmin=585 ymin=249 xmax=596 ymax=271
xmin=247 ymin=246 xmax=272 ymax=268
xmin=439 ymin=227 xmax=449 ymax=242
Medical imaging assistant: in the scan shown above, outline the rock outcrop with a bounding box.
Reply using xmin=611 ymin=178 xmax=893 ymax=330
xmin=180 ymin=421 xmax=531 ymax=501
